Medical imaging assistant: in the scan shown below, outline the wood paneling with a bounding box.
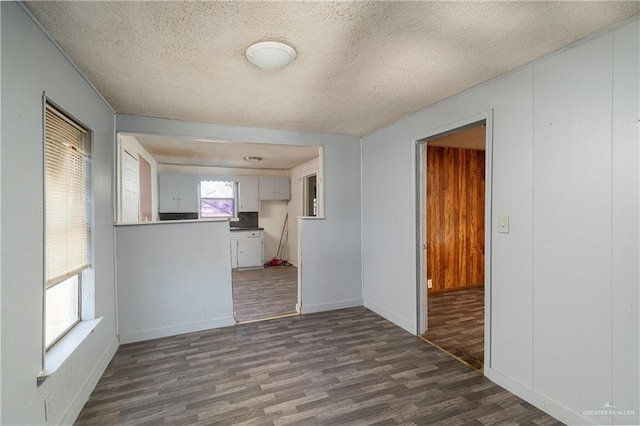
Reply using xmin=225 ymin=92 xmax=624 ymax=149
xmin=426 ymin=145 xmax=485 ymax=293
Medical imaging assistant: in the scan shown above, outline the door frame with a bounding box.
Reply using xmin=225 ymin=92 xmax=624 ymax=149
xmin=414 ymin=110 xmax=494 ymax=370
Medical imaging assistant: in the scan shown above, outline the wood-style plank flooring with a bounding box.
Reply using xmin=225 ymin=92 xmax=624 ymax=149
xmin=232 ymin=265 xmax=298 ymax=322
xmin=422 ymin=288 xmax=485 ymax=370
xmin=76 ymin=307 xmax=560 ymax=425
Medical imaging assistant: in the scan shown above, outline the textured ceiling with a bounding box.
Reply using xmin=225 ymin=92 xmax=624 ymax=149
xmin=26 ymin=1 xmax=639 ymax=136
xmin=132 ymin=134 xmax=319 ymax=169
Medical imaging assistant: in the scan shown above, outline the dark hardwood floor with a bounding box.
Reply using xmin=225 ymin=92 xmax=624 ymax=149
xmin=232 ymin=265 xmax=298 ymax=322
xmin=75 ymin=307 xmax=560 ymax=425
xmin=422 ymin=287 xmax=485 ymax=371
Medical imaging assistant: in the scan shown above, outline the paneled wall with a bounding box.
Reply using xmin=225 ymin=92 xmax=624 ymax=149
xmin=426 ymin=146 xmax=485 ymax=293
xmin=362 ymin=18 xmax=639 ymax=425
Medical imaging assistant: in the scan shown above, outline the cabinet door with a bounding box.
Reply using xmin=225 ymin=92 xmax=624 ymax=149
xmin=177 ymin=175 xmax=198 ymax=213
xmin=237 ymin=235 xmax=263 ymax=268
xmin=258 ymin=178 xmax=276 ymax=200
xmin=158 ymin=174 xmax=178 ymax=212
xmin=274 ymin=178 xmax=290 ymax=200
xmin=239 ymin=177 xmax=260 ymax=211
xmin=230 ymin=239 xmax=238 ymax=268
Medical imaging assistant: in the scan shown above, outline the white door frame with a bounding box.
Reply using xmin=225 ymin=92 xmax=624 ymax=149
xmin=414 ymin=110 xmax=494 ymax=370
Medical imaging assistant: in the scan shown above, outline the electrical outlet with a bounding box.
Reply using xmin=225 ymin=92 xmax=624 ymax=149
xmin=427 ymin=279 xmax=433 ymax=289
xmin=45 ymin=394 xmax=53 ymax=421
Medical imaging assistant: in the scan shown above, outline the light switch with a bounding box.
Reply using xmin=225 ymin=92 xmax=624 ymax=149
xmin=498 ymin=216 xmax=510 ymax=234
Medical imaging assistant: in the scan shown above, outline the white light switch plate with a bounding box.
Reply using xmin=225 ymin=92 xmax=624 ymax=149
xmin=499 ymin=216 xmax=509 ymax=234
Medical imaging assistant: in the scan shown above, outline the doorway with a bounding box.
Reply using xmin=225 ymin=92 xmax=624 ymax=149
xmin=416 ymin=115 xmax=492 ymax=371
xmin=121 ymin=150 xmax=139 ymax=222
xmin=304 ymin=174 xmax=318 ymax=217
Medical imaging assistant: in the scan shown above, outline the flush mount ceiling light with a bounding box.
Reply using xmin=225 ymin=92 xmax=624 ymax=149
xmin=244 ymin=156 xmax=262 ymax=162
xmin=245 ymin=41 xmax=297 ymax=71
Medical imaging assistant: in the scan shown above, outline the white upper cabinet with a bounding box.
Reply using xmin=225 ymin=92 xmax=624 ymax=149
xmin=259 ymin=177 xmax=290 ymax=200
xmin=159 ymin=174 xmax=198 ymax=213
xmin=238 ymin=177 xmax=260 ymax=212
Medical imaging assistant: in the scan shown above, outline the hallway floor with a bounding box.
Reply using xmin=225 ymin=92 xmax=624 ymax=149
xmin=232 ymin=265 xmax=298 ymax=322
xmin=422 ymin=287 xmax=485 ymax=370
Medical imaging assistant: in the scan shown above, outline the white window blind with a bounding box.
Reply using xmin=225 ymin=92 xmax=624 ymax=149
xmin=45 ymin=105 xmax=90 ymax=288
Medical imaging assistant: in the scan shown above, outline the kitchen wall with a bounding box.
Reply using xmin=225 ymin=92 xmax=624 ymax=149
xmin=288 ymin=157 xmax=321 ymax=267
xmin=118 ymin=134 xmax=159 ymax=222
xmin=116 ymin=114 xmax=362 ymax=315
xmin=362 ymin=18 xmax=639 ymax=425
xmin=1 ymin=3 xmax=118 ymax=424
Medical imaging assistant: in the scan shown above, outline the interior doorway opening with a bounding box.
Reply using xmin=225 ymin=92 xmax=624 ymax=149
xmin=304 ymin=174 xmax=318 ymax=217
xmin=417 ymin=117 xmax=490 ymax=372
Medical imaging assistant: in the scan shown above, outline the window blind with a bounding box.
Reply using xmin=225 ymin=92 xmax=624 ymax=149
xmin=45 ymin=105 xmax=90 ymax=288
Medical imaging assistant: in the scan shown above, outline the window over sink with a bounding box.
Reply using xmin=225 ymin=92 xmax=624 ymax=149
xmin=200 ymin=180 xmax=236 ymax=218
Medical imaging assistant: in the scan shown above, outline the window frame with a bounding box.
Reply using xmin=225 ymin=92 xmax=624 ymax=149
xmin=43 ymin=98 xmax=93 ymax=353
xmin=198 ymin=179 xmax=237 ymax=219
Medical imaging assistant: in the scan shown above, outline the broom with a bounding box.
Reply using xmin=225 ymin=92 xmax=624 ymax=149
xmin=268 ymin=213 xmax=288 ymax=266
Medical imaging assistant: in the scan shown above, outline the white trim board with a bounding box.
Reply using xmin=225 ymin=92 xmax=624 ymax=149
xmin=60 ymin=337 xmax=118 ymax=424
xmin=302 ymin=299 xmax=363 ymax=315
xmin=118 ymin=317 xmax=235 ymax=344
xmin=485 ymin=367 xmax=597 ymax=425
xmin=364 ymin=299 xmax=415 ymax=334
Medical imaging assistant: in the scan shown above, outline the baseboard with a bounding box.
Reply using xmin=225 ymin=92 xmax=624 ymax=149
xmin=302 ymin=299 xmax=362 ymax=314
xmin=119 ymin=317 xmax=235 ymax=344
xmin=60 ymin=337 xmax=119 ymax=425
xmin=363 ymin=299 xmax=415 ymax=334
xmin=485 ymin=367 xmax=595 ymax=425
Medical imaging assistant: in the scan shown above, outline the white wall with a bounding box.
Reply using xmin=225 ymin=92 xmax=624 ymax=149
xmin=0 ymin=3 xmax=3 ymax=421
xmin=362 ymin=18 xmax=639 ymax=426
xmin=116 ymin=114 xmax=363 ymax=314
xmin=1 ymin=3 xmax=117 ymax=424
xmin=118 ymin=134 xmax=159 ymax=222
xmin=288 ymin=157 xmax=320 ymax=267
xmin=115 ymin=221 xmax=233 ymax=343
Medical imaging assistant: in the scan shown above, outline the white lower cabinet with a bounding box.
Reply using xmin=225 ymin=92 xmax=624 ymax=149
xmin=230 ymin=230 xmax=263 ymax=269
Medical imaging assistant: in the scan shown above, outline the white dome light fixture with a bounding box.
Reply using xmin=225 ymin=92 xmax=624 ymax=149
xmin=243 ymin=156 xmax=262 ymax=163
xmin=245 ymin=41 xmax=297 ymax=71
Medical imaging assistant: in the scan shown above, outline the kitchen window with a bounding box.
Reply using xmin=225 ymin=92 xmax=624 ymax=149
xmin=44 ymin=103 xmax=91 ymax=349
xmin=200 ymin=180 xmax=236 ymax=218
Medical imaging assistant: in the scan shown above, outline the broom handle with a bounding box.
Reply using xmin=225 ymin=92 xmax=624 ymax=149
xmin=276 ymin=213 xmax=288 ymax=258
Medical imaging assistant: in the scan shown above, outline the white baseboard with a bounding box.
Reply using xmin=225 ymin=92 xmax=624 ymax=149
xmin=485 ymin=367 xmax=595 ymax=425
xmin=363 ymin=299 xmax=415 ymax=334
xmin=302 ymin=299 xmax=362 ymax=314
xmin=61 ymin=337 xmax=119 ymax=425
xmin=119 ymin=317 xmax=235 ymax=344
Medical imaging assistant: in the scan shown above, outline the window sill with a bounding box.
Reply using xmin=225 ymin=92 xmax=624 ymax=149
xmin=37 ymin=317 xmax=102 ymax=385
